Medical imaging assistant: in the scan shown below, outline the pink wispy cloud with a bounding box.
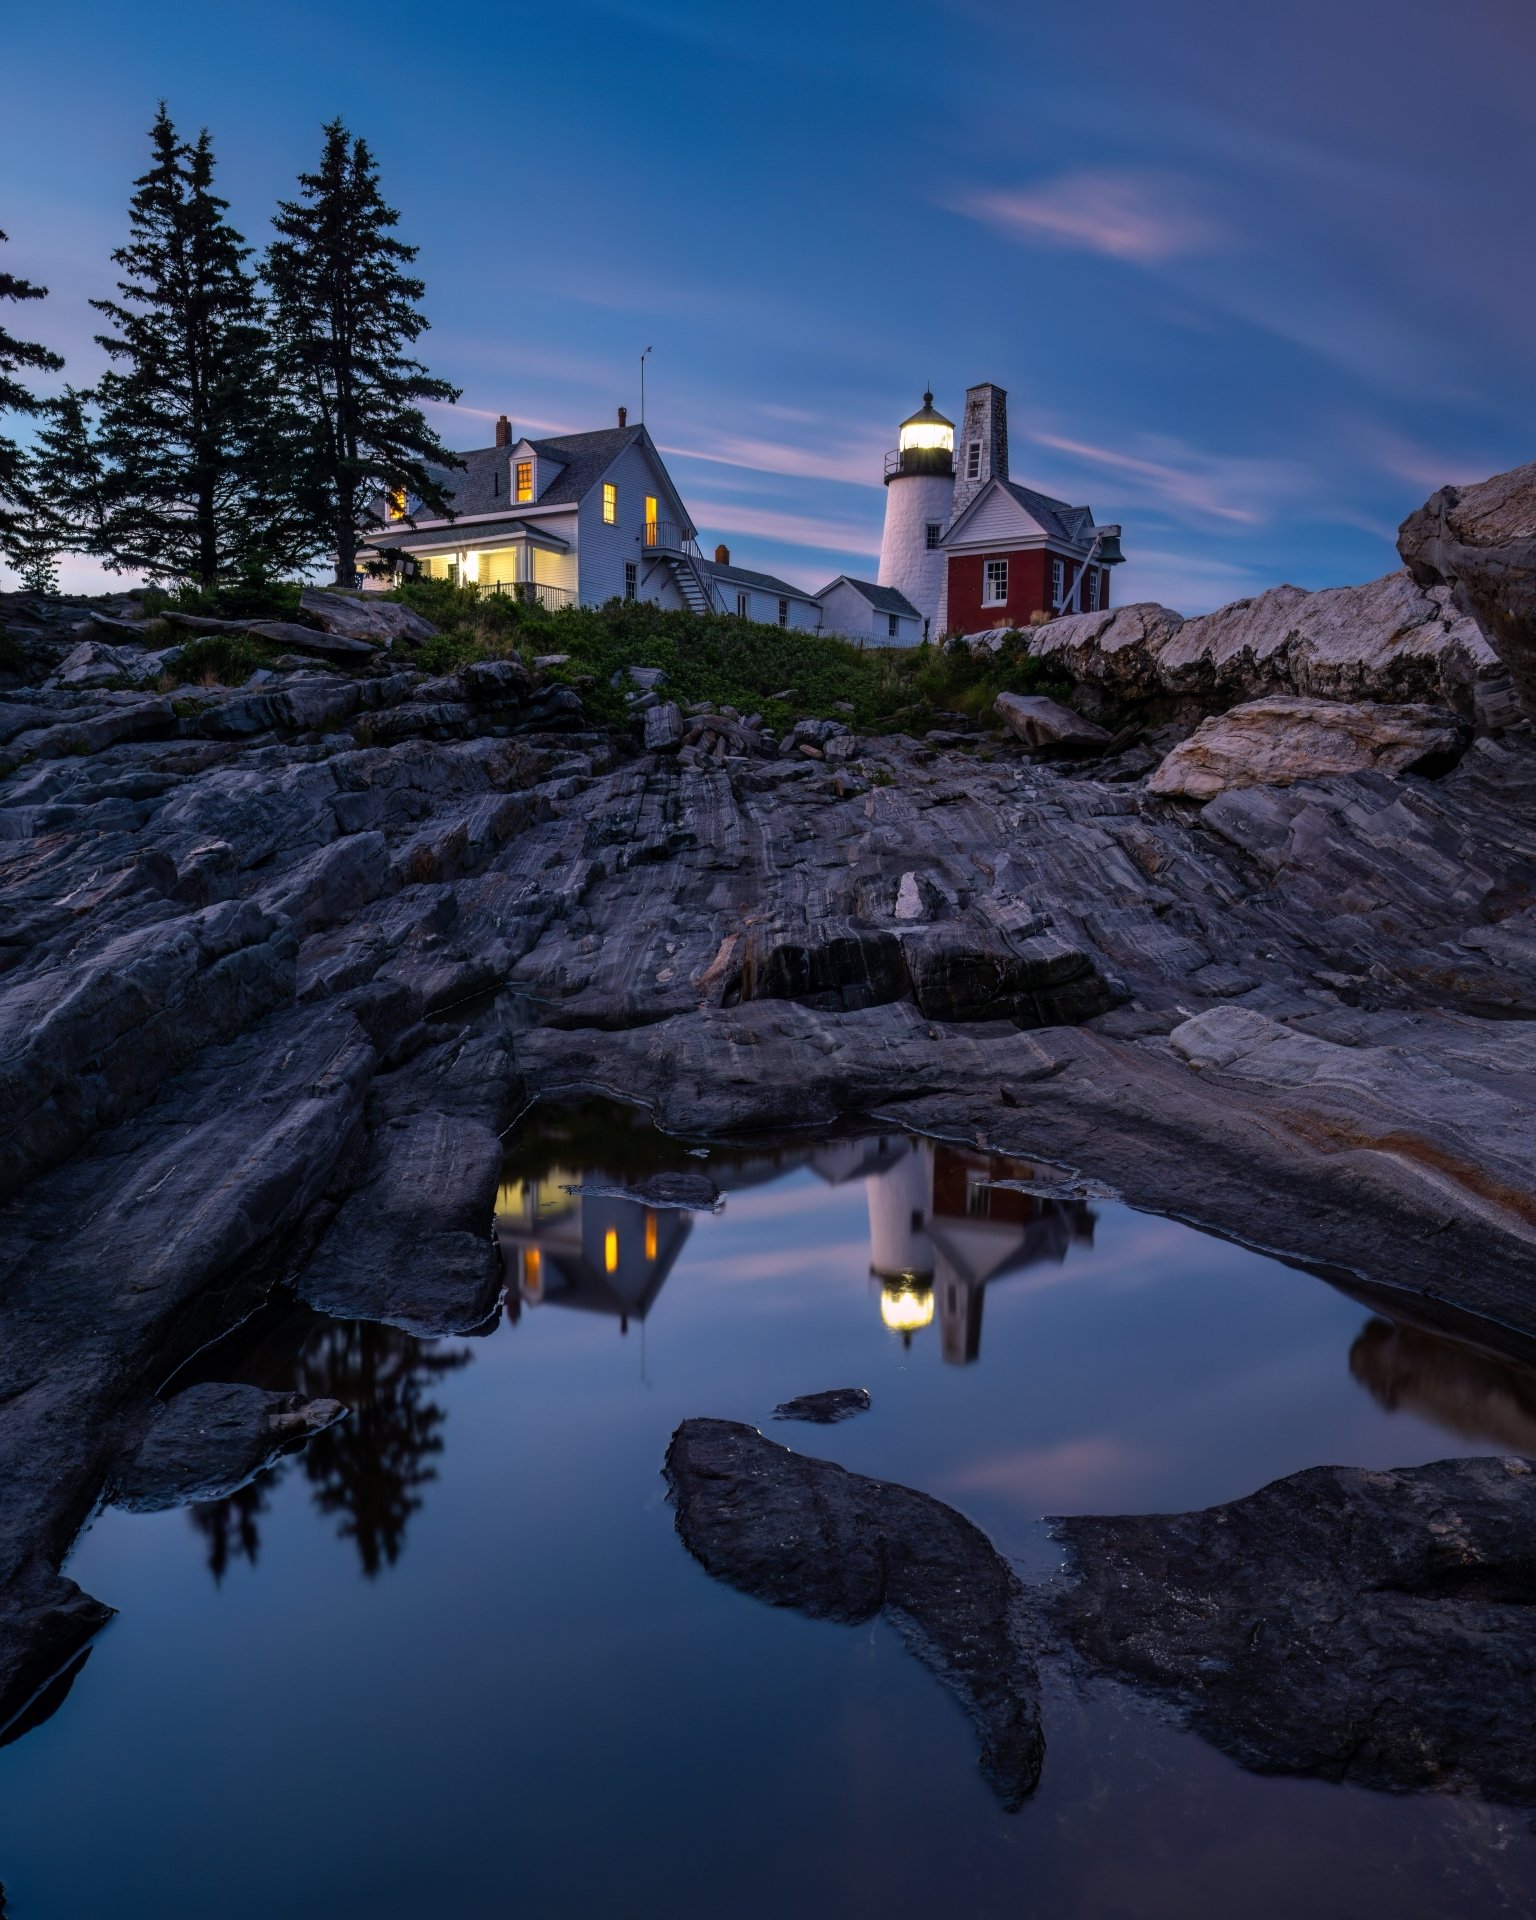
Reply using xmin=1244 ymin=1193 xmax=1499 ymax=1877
xmin=1027 ymin=428 xmax=1307 ymax=527
xmin=687 ymin=497 xmax=881 ymax=563
xmin=661 ymin=430 xmax=888 ymax=490
xmin=954 ymin=170 xmax=1225 ymax=265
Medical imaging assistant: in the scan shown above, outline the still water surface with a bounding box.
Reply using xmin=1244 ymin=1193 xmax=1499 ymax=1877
xmin=2 ymin=1107 xmax=1534 ymax=1917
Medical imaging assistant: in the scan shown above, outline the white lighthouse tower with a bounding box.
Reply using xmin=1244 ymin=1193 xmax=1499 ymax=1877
xmin=877 ymin=391 xmax=956 ymax=638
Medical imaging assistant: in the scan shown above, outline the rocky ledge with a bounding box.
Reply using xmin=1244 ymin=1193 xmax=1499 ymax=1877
xmin=663 ymin=1420 xmax=1536 ymax=1811
xmin=2 ymin=464 xmax=1536 ymax=1749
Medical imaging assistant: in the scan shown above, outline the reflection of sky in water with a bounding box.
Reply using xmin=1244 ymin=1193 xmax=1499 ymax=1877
xmin=2 ymin=1126 xmax=1533 ymax=1918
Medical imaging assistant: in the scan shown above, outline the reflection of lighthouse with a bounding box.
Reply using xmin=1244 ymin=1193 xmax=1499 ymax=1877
xmin=866 ymin=1142 xmax=936 ymax=1342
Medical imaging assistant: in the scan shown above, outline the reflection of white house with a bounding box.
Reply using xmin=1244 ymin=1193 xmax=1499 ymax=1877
xmin=811 ymin=1136 xmax=1095 ymax=1360
xmin=495 ymin=1169 xmax=692 ymax=1333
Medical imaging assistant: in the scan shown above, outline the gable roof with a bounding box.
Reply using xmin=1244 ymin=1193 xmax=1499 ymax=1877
xmin=816 ymin=576 xmax=921 ymax=618
xmin=945 ymin=476 xmax=1095 ymax=550
xmin=421 ymin=425 xmax=642 ymax=518
xmin=705 ymin=558 xmax=820 ymax=603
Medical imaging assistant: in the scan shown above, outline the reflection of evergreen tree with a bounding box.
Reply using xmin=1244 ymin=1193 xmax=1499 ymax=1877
xmin=190 ymin=1479 xmax=269 ymax=1583
xmin=297 ymin=1323 xmax=470 ymax=1578
xmin=185 ymin=1314 xmax=470 ymax=1583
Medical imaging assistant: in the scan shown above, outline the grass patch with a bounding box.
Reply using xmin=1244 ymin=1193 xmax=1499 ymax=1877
xmin=165 ymin=632 xmax=285 ymax=687
xmin=386 ymin=583 xmax=1074 ymax=734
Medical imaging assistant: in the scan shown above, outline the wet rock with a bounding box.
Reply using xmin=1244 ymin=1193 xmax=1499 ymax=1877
xmin=664 ymin=1418 xmax=1043 ymax=1807
xmin=569 ymin=1169 xmax=721 ymax=1211
xmin=300 ymin=588 xmax=437 ymax=647
xmin=772 ymin=1387 xmax=871 ymax=1424
xmin=994 ymin=691 xmax=1112 ymax=751
xmin=1147 ymin=695 xmax=1468 ymax=799
xmin=111 ymin=1382 xmax=345 ymax=1512
xmin=1398 ymin=460 xmax=1536 ymax=720
xmin=1054 ymin=1454 xmax=1536 ymax=1809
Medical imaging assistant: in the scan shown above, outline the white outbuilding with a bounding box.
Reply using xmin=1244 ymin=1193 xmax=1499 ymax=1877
xmin=816 ymin=576 xmax=924 ymax=648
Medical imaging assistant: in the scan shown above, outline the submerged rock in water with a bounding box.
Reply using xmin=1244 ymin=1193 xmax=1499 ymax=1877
xmin=568 ymin=1169 xmax=722 ymax=1211
xmin=1147 ymin=695 xmax=1468 ymax=799
xmin=111 ymin=1382 xmax=346 ymax=1512
xmin=772 ymin=1387 xmax=871 ymax=1424
xmin=664 ymin=1417 xmax=1043 ymax=1808
xmin=1054 ymin=1454 xmax=1536 ymax=1808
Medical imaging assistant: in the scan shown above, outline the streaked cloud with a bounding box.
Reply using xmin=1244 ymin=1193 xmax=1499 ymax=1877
xmin=1027 ymin=429 xmax=1302 ymax=526
xmin=953 ymin=170 xmax=1224 ymax=265
xmin=686 ymin=497 xmax=881 ymax=564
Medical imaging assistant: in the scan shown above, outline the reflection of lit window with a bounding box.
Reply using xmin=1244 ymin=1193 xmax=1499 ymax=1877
xmin=605 ymin=1227 xmax=619 ymax=1273
xmin=645 ymin=1210 xmax=658 ymax=1261
xmin=603 ymin=483 xmax=618 ymax=525
xmin=523 ymin=1246 xmax=543 ymax=1299
xmin=966 ymin=1181 xmax=991 ymax=1217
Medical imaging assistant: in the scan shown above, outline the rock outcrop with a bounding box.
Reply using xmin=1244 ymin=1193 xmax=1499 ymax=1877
xmin=994 ymin=691 xmax=1111 ymax=750
xmin=664 ymin=1417 xmax=1044 ymax=1807
xmin=1146 ymin=695 xmax=1468 ymax=800
xmin=1398 ymin=459 xmax=1536 ymax=721
xmin=771 ymin=1387 xmax=871 ymax=1424
xmin=1054 ymin=1454 xmax=1536 ymax=1807
xmin=980 ymin=569 xmax=1510 ymax=723
xmin=110 ymin=1382 xmax=345 ymax=1512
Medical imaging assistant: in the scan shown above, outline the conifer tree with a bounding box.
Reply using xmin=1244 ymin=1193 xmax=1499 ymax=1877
xmin=265 ymin=121 xmax=461 ymax=585
xmin=91 ymin=107 xmax=289 ymax=588
xmin=0 ymin=229 xmax=65 ymax=571
xmin=27 ymin=387 xmax=108 ymax=560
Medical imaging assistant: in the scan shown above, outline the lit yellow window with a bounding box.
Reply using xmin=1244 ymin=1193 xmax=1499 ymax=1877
xmin=515 ymin=461 xmax=533 ymax=503
xmin=604 ymin=1227 xmax=619 ymax=1273
xmin=644 ymin=494 xmax=658 ymax=541
xmin=644 ymin=1210 xmax=657 ymax=1261
xmin=602 ymin=482 xmax=618 ymax=525
xmin=387 ymin=488 xmax=406 ymax=520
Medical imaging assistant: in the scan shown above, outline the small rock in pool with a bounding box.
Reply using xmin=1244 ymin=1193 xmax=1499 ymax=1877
xmin=566 ymin=1169 xmax=722 ymax=1211
xmin=773 ymin=1387 xmax=871 ymax=1424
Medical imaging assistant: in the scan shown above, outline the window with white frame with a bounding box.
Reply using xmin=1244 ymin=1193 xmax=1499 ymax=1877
xmin=925 ymin=522 xmax=942 ymax=550
xmin=624 ymin=561 xmax=637 ymax=601
xmin=778 ymin=598 xmax=789 ymax=627
xmin=966 ymin=442 xmax=981 ymax=481
xmin=983 ymin=558 xmax=1008 ymax=605
xmin=887 ymin=613 xmax=899 ymax=639
xmin=1086 ymin=567 xmax=1100 ymax=611
xmin=602 ymin=482 xmax=617 ymax=525
xmin=1051 ymin=557 xmax=1065 ymax=607
xmin=736 ymin=590 xmax=750 ymax=619
xmin=516 ymin=461 xmax=533 ymax=503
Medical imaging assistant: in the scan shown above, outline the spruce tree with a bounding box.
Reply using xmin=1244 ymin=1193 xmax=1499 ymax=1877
xmin=91 ymin=107 xmax=288 ymax=588
xmin=266 ymin=121 xmax=461 ymax=586
xmin=0 ymin=229 xmax=65 ymax=571
xmin=28 ymin=388 xmax=108 ymax=560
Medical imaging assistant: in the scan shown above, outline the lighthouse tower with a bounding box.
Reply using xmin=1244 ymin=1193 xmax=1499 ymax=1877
xmin=877 ymin=391 xmax=955 ymax=638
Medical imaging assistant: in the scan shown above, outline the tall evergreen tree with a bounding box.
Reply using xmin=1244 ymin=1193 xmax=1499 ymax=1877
xmin=266 ymin=121 xmax=461 ymax=585
xmin=27 ymin=387 xmax=108 ymax=559
xmin=91 ymin=107 xmax=289 ymax=588
xmin=0 ymin=229 xmax=65 ymax=570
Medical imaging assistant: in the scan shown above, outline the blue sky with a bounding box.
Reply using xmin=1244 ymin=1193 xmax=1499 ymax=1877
xmin=5 ymin=0 xmax=1533 ymax=609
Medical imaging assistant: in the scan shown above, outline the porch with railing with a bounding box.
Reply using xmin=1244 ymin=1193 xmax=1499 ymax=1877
xmin=471 ymin=579 xmax=575 ymax=611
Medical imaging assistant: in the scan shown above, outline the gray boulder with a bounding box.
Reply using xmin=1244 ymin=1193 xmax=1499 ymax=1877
xmin=111 ymin=1382 xmax=345 ymax=1512
xmin=1398 ymin=459 xmax=1536 ymax=721
xmin=1147 ymin=694 xmax=1467 ymax=800
xmin=644 ymin=700 xmax=684 ymax=752
xmin=300 ymin=587 xmax=438 ymax=647
xmin=994 ymin=690 xmax=1111 ymax=750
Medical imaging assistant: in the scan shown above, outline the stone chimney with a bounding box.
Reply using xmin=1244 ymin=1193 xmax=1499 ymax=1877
xmin=714 ymin=543 xmax=730 ymax=565
xmin=952 ymin=383 xmax=1008 ymax=517
xmin=618 ymin=405 xmax=628 ymax=429
xmin=495 ymin=414 xmax=511 ymax=448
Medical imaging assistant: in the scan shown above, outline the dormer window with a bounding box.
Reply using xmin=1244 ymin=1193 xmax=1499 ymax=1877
xmin=603 ymin=482 xmax=618 ymax=525
xmin=387 ymin=488 xmax=407 ymax=521
xmin=516 ymin=460 xmax=534 ymax=503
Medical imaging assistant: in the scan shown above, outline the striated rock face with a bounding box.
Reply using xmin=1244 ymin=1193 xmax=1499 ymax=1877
xmin=1146 ymin=695 xmax=1468 ymax=800
xmin=1398 ymin=460 xmax=1536 ymax=721
xmin=300 ymin=587 xmax=438 ymax=648
xmin=989 ymin=570 xmax=1509 ymax=722
xmin=1054 ymin=1454 xmax=1536 ymax=1807
xmin=994 ymin=691 xmax=1111 ymax=750
xmin=664 ymin=1417 xmax=1044 ymax=1807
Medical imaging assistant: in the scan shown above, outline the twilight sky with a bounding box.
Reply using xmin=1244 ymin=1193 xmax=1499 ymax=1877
xmin=4 ymin=0 xmax=1533 ymax=608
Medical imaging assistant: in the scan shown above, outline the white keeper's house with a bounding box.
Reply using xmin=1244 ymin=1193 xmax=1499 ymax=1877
xmin=357 ymin=382 xmax=1123 ymax=644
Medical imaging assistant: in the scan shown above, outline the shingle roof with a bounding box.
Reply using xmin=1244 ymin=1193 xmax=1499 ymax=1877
xmin=369 ymin=517 xmax=570 ymax=554
xmin=704 ymin=559 xmax=820 ymax=602
xmin=816 ymin=576 xmax=921 ymax=618
xmin=998 ymin=481 xmax=1094 ymax=547
xmin=421 ymin=425 xmax=650 ymax=519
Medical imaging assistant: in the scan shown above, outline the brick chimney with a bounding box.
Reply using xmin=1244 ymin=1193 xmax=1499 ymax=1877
xmin=495 ymin=414 xmax=511 ymax=448
xmin=714 ymin=543 xmax=730 ymax=565
xmin=618 ymin=405 xmax=628 ymax=429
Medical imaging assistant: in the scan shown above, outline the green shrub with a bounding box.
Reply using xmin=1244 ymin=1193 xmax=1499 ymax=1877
xmin=166 ymin=632 xmax=284 ymax=686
